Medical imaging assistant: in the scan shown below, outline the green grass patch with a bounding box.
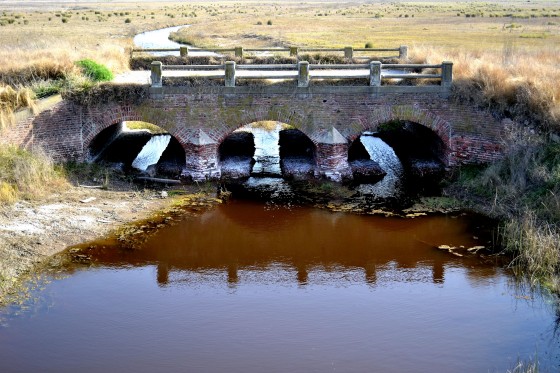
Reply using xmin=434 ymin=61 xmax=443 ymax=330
xmin=76 ymin=59 xmax=113 ymax=82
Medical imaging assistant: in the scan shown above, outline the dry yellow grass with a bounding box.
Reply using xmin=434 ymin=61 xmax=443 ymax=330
xmin=0 ymin=85 xmax=36 ymax=130
xmin=0 ymin=145 xmax=68 ymax=203
xmin=409 ymin=45 xmax=560 ymax=130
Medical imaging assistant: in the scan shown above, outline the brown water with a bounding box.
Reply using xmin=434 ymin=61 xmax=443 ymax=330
xmin=1 ymin=201 xmax=559 ymax=372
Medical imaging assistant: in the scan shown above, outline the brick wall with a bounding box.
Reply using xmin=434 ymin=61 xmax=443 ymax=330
xmin=4 ymin=86 xmax=505 ymax=175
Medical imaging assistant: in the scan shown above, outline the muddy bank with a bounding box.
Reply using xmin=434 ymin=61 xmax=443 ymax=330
xmin=0 ymin=182 xmax=217 ymax=304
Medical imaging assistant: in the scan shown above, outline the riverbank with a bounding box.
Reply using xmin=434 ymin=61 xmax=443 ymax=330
xmin=0 ymin=178 xmax=219 ymax=305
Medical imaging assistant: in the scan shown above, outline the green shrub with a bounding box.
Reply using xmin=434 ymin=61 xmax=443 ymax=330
xmin=365 ymin=42 xmax=373 ymax=48
xmin=267 ymin=19 xmax=272 ymax=25
xmin=76 ymin=59 xmax=114 ymax=82
xmin=124 ymin=18 xmax=131 ymax=23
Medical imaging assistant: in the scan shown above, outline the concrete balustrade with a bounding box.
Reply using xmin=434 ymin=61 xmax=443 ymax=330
xmin=149 ymin=59 xmax=452 ymax=93
xmin=225 ymin=61 xmax=236 ymax=87
xmin=399 ymin=46 xmax=408 ymax=60
xmin=369 ymin=61 xmax=382 ymax=87
xmin=441 ymin=61 xmax=453 ymax=90
xmin=150 ymin=61 xmax=162 ymax=87
xmin=298 ymin=61 xmax=309 ymax=87
xmin=133 ymin=45 xmax=409 ymax=59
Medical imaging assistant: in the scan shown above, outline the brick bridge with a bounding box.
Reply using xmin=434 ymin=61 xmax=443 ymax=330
xmin=5 ymin=83 xmax=505 ymax=182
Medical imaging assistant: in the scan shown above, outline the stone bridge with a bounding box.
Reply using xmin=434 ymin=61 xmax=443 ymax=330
xmin=5 ymin=84 xmax=505 ymax=181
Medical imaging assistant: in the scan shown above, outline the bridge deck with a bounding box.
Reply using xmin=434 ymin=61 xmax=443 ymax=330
xmin=113 ymin=69 xmax=434 ymax=85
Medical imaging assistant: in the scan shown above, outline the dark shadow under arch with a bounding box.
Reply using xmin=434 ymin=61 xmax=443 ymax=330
xmin=279 ymin=128 xmax=316 ymax=180
xmin=218 ymin=131 xmax=256 ymax=180
xmin=375 ymin=120 xmax=446 ymax=193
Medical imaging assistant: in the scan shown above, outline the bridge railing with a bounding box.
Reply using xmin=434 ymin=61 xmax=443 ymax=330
xmin=134 ymin=45 xmax=408 ymax=59
xmin=150 ymin=60 xmax=453 ymax=90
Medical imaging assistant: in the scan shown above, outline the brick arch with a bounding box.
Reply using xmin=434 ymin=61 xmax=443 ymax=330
xmin=213 ymin=110 xmax=316 ymax=145
xmin=346 ymin=105 xmax=452 ymax=166
xmin=81 ymin=103 xmax=189 ymax=155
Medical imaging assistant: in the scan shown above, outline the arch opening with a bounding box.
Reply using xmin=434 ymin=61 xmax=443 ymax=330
xmin=218 ymin=121 xmax=316 ymax=181
xmin=279 ymin=128 xmax=316 ymax=180
xmin=218 ymin=121 xmax=317 ymax=201
xmin=87 ymin=121 xmax=186 ymax=178
xmin=218 ymin=130 xmax=256 ymax=180
xmin=375 ymin=120 xmax=446 ymax=195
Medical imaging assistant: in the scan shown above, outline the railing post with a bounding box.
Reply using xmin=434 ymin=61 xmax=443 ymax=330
xmin=298 ymin=61 xmax=309 ymax=88
xmin=344 ymin=46 xmax=353 ymax=59
xmin=441 ymin=61 xmax=453 ymax=90
xmin=225 ymin=61 xmax=236 ymax=87
xmin=150 ymin=61 xmax=162 ymax=87
xmin=399 ymin=45 xmax=408 ymax=60
xmin=369 ymin=61 xmax=382 ymax=87
xmin=290 ymin=46 xmax=299 ymax=57
xmin=180 ymin=46 xmax=188 ymax=57
xmin=235 ymin=46 xmax=243 ymax=58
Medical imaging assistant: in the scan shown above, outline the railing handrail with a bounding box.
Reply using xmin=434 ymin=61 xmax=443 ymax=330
xmin=133 ymin=47 xmax=402 ymax=53
xmin=149 ymin=60 xmax=453 ymax=91
xmin=133 ymin=45 xmax=409 ymax=59
xmin=164 ymin=64 xmax=225 ymax=70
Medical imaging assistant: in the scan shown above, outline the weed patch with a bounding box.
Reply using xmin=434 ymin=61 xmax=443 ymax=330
xmin=76 ymin=59 xmax=114 ymax=82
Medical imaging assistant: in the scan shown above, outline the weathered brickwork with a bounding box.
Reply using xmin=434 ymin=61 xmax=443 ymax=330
xmin=4 ymin=86 xmax=506 ymax=181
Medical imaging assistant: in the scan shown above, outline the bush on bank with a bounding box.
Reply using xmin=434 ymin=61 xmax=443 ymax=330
xmin=446 ymin=116 xmax=560 ymax=291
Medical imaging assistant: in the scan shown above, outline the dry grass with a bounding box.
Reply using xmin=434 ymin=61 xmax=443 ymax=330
xmin=410 ymin=45 xmax=560 ymax=131
xmin=506 ymin=359 xmax=539 ymax=373
xmin=503 ymin=210 xmax=560 ymax=290
xmin=168 ymin=1 xmax=560 ymax=51
xmin=0 ymin=85 xmax=36 ymax=130
xmin=0 ymin=145 xmax=68 ymax=203
xmin=125 ymin=121 xmax=168 ymax=134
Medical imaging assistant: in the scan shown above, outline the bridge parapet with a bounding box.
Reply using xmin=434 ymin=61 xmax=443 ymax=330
xmin=132 ymin=45 xmax=409 ymax=60
xmin=149 ymin=61 xmax=453 ymax=95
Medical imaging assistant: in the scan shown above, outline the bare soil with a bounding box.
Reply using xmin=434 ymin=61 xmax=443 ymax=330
xmin=0 ymin=181 xmax=212 ymax=303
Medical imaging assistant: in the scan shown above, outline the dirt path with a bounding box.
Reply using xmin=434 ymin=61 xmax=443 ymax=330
xmin=0 ymin=183 xmax=208 ymax=303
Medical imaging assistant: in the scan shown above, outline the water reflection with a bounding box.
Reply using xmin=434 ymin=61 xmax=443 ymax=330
xmin=2 ymin=201 xmax=559 ymax=373
xmin=84 ymin=201 xmax=501 ymax=288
